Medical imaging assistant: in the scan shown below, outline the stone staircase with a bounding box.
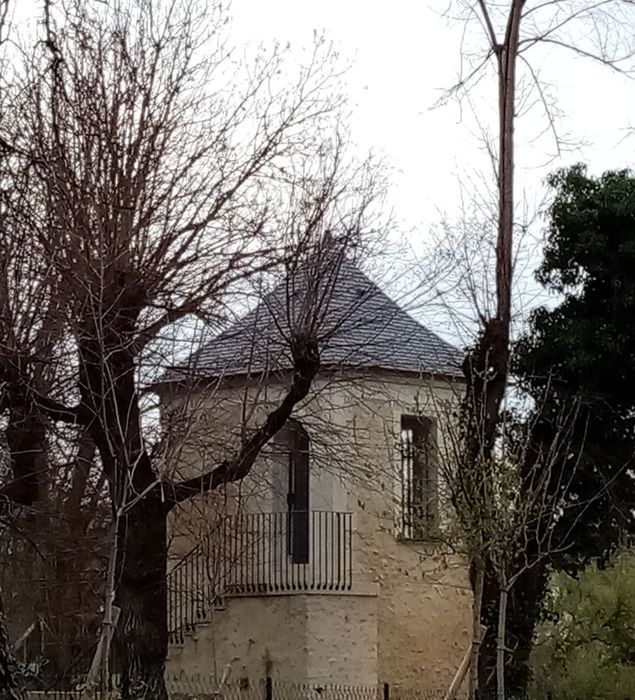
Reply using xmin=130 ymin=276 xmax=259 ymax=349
xmin=167 ymin=510 xmax=354 ymax=651
xmin=167 ymin=544 xmax=226 ymax=648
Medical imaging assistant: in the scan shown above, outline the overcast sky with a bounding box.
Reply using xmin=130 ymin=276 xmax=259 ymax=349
xmin=12 ymin=0 xmax=635 ymax=241
xmin=229 ymin=0 xmax=635 ymax=236
xmin=226 ymin=0 xmax=635 ymax=340
xmin=10 ymin=0 xmax=635 ymax=340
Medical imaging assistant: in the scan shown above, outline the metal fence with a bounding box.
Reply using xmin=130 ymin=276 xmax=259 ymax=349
xmin=25 ymin=677 xmax=449 ymax=700
xmin=223 ymin=511 xmax=354 ymax=595
xmin=24 ymin=677 xmax=550 ymax=700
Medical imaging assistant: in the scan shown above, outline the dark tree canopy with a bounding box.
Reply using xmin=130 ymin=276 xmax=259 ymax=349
xmin=515 ymin=164 xmax=635 ymax=567
xmin=478 ymin=165 xmax=635 ymax=696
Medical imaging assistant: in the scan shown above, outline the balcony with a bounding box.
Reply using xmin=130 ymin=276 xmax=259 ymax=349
xmin=168 ymin=510 xmax=353 ymax=643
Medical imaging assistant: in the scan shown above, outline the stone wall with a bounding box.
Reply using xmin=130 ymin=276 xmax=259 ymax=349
xmin=167 ymin=589 xmax=379 ymax=685
xmin=164 ymin=370 xmax=472 ymax=690
xmin=335 ymin=374 xmax=472 ymax=685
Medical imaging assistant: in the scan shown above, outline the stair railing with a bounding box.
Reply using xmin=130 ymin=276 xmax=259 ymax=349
xmin=167 ymin=510 xmax=353 ymax=643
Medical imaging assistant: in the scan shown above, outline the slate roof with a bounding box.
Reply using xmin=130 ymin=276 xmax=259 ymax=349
xmin=167 ymin=258 xmax=464 ymax=382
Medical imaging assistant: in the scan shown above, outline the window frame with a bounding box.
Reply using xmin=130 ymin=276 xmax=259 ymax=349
xmin=398 ymin=414 xmax=439 ymax=541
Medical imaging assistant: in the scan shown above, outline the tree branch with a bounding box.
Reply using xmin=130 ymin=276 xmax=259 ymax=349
xmin=476 ymin=0 xmax=499 ymax=51
xmin=534 ymin=36 xmax=635 ymax=74
xmin=168 ymin=336 xmax=320 ymax=505
xmin=0 ymin=384 xmax=82 ymax=425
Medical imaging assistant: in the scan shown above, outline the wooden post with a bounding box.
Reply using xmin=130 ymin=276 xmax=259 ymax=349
xmin=444 ymin=625 xmax=487 ymax=700
xmin=265 ymin=676 xmax=273 ymax=700
xmin=383 ymin=682 xmax=390 ymax=700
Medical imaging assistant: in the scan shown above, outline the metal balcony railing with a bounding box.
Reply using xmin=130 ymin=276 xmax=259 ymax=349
xmin=168 ymin=510 xmax=353 ymax=643
xmin=223 ymin=510 xmax=353 ymax=594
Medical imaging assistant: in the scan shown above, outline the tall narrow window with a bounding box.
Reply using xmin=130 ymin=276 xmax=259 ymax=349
xmin=400 ymin=415 xmax=437 ymax=539
xmin=285 ymin=420 xmax=310 ymax=564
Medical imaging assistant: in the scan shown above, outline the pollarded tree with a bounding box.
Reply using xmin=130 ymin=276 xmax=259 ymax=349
xmin=511 ymin=164 xmax=635 ymax=690
xmin=0 ymin=1 xmax=386 ymax=697
xmin=436 ymin=3 xmax=635 ymax=695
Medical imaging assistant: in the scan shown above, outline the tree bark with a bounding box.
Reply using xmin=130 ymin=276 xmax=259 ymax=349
xmin=506 ymin=562 xmax=549 ymax=691
xmin=115 ymin=494 xmax=169 ymax=700
xmin=469 ymin=564 xmax=485 ymax=700
xmin=2 ymin=406 xmax=48 ymax=506
xmin=481 ymin=558 xmax=550 ymax=696
xmin=86 ymin=516 xmax=120 ymax=689
xmin=462 ymin=3 xmax=525 ymax=693
xmin=77 ymin=291 xmax=171 ymax=698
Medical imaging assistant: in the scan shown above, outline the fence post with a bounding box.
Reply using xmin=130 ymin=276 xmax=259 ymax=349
xmin=265 ymin=676 xmax=273 ymax=700
xmin=383 ymin=682 xmax=390 ymax=700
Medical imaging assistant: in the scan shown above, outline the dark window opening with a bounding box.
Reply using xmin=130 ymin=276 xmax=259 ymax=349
xmin=285 ymin=420 xmax=310 ymax=563
xmin=400 ymin=415 xmax=437 ymax=539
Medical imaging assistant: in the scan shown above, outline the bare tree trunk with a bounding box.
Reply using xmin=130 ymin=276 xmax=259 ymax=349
xmin=470 ymin=564 xmax=485 ymax=700
xmin=78 ymin=318 xmax=170 ymax=699
xmin=100 ymin=519 xmax=120 ymax=691
xmin=461 ymin=3 xmax=525 ymax=693
xmin=116 ymin=496 xmax=169 ymax=700
xmin=495 ymin=1 xmax=524 ymax=330
xmin=496 ymin=584 xmax=509 ymax=700
xmin=3 ymin=407 xmax=48 ymax=506
xmin=505 ymin=561 xmax=550 ymax=692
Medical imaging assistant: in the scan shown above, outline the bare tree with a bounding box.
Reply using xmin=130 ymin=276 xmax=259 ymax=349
xmin=432 ymin=384 xmax=622 ymax=700
xmin=0 ymin=1 xmax=386 ymax=697
xmin=434 ymin=2 xmax=635 ymax=696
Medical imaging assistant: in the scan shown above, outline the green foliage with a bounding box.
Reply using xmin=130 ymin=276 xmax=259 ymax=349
xmin=515 ymin=164 xmax=635 ymax=570
xmin=497 ymin=164 xmax=635 ymax=694
xmin=523 ymin=164 xmax=635 ymax=400
xmin=530 ymin=552 xmax=635 ymax=700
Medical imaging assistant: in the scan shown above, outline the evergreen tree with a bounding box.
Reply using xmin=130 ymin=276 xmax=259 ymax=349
xmin=492 ymin=164 xmax=635 ymax=693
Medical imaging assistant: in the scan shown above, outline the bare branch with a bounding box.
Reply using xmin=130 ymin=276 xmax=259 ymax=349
xmin=476 ymin=0 xmax=500 ymax=50
xmin=168 ymin=338 xmax=320 ymax=504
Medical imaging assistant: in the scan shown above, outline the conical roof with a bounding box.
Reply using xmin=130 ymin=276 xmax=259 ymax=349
xmin=170 ymin=258 xmax=463 ymax=381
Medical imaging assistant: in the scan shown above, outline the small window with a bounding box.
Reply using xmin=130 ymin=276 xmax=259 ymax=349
xmin=399 ymin=415 xmax=437 ymax=539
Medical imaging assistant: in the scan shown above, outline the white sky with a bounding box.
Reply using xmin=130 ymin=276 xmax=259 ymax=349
xmin=8 ymin=0 xmax=635 ymax=340
xmin=229 ymin=0 xmax=635 ymax=237
xmin=226 ymin=0 xmax=635 ymax=341
xmin=11 ymin=0 xmax=635 ymax=240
